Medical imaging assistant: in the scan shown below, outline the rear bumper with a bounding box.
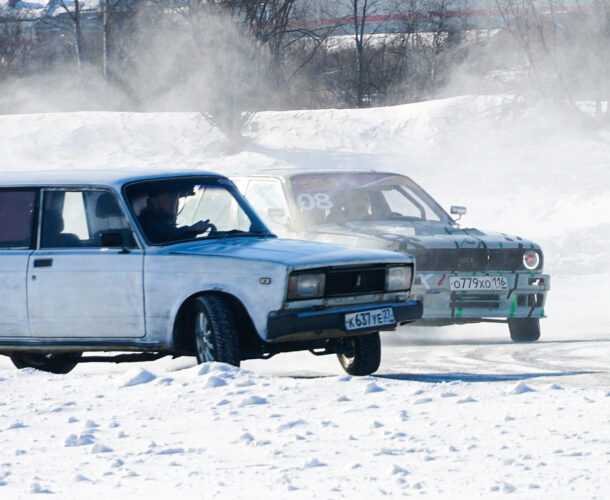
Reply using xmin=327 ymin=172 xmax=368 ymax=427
xmin=266 ymin=300 xmax=423 ymax=341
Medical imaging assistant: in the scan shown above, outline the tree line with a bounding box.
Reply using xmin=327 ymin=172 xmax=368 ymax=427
xmin=1 ymin=0 xmax=608 ymax=146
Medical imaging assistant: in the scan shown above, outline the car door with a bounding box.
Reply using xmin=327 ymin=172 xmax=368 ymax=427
xmin=0 ymin=188 xmax=37 ymax=338
xmin=27 ymin=188 xmax=145 ymax=338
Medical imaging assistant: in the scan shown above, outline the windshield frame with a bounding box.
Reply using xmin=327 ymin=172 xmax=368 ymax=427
xmin=288 ymin=172 xmax=453 ymax=227
xmin=123 ymin=176 xmax=273 ymax=246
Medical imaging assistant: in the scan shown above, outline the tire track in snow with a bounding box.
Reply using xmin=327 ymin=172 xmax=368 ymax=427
xmin=378 ymin=339 xmax=610 ymax=386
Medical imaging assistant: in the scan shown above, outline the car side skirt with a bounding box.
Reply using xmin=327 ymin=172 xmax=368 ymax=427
xmin=0 ymin=339 xmax=165 ymax=353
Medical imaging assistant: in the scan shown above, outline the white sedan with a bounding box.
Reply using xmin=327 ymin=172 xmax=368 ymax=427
xmin=0 ymin=170 xmax=422 ymax=376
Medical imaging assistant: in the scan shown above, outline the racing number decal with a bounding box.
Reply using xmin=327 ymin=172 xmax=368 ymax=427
xmin=297 ymin=193 xmax=333 ymax=211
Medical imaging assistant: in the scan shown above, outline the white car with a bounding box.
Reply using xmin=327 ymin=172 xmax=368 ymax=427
xmin=0 ymin=170 xmax=422 ymax=375
xmin=232 ymin=169 xmax=550 ymax=342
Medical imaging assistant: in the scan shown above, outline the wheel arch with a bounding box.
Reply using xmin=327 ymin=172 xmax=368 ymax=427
xmin=171 ymin=291 xmax=263 ymax=358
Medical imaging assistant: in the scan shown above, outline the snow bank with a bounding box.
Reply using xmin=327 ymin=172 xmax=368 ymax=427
xmin=118 ymin=368 xmax=157 ymax=388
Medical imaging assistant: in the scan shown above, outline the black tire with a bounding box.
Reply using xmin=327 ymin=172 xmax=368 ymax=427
xmin=337 ymin=332 xmax=381 ymax=376
xmin=192 ymin=295 xmax=241 ymax=367
xmin=508 ymin=318 xmax=541 ymax=342
xmin=10 ymin=352 xmax=82 ymax=374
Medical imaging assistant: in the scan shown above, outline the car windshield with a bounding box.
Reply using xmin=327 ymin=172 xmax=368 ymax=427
xmin=290 ymin=173 xmax=452 ymax=227
xmin=124 ymin=177 xmax=272 ymax=245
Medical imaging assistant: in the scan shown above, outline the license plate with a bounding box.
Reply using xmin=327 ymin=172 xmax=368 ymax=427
xmin=449 ymin=276 xmax=508 ymax=291
xmin=345 ymin=307 xmax=396 ymax=331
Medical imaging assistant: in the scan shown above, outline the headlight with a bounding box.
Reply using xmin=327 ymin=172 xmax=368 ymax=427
xmin=287 ymin=272 xmax=326 ymax=300
xmin=523 ymin=250 xmax=540 ymax=270
xmin=386 ymin=266 xmax=412 ymax=292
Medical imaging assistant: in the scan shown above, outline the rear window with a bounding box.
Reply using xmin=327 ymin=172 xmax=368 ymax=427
xmin=0 ymin=190 xmax=37 ymax=249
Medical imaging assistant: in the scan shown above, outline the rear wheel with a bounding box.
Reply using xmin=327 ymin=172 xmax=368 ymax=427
xmin=193 ymin=295 xmax=241 ymax=367
xmin=337 ymin=332 xmax=381 ymax=376
xmin=508 ymin=318 xmax=541 ymax=342
xmin=11 ymin=352 xmax=81 ymax=374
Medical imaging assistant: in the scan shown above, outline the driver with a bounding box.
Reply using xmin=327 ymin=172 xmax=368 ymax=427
xmin=327 ymin=189 xmax=372 ymax=223
xmin=138 ymin=186 xmax=212 ymax=244
xmin=344 ymin=190 xmax=371 ymax=219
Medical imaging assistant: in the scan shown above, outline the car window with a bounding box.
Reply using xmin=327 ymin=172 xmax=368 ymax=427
xmin=290 ymin=173 xmax=449 ymax=225
xmin=178 ymin=186 xmax=249 ymax=232
xmin=61 ymin=191 xmax=90 ymax=239
xmin=381 ymin=187 xmax=441 ymax=222
xmin=245 ymin=181 xmax=290 ymax=234
xmin=124 ymin=178 xmax=270 ymax=245
xmin=0 ymin=190 xmax=37 ymax=249
xmin=41 ymin=190 xmax=136 ymax=248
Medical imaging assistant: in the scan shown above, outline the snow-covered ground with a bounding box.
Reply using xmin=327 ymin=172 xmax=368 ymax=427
xmin=0 ymin=95 xmax=609 ymax=497
xmin=1 ymin=358 xmax=608 ymax=499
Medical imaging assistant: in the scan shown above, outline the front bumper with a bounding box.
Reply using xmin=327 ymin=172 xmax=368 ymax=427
xmin=266 ymin=300 xmax=423 ymax=341
xmin=411 ymin=271 xmax=550 ymax=324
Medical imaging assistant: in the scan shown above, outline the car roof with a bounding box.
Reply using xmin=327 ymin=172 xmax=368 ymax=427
xmin=0 ymin=169 xmax=227 ymax=190
xmin=232 ymin=168 xmax=412 ymax=181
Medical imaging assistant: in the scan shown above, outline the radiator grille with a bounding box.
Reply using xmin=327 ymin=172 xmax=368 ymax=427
xmin=325 ymin=266 xmax=387 ymax=297
xmin=410 ymin=249 xmax=525 ymax=272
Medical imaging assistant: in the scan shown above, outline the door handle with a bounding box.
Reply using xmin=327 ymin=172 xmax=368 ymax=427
xmin=33 ymin=258 xmax=53 ymax=268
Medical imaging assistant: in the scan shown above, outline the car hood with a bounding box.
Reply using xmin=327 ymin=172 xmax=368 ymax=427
xmin=166 ymin=237 xmax=414 ymax=269
xmin=313 ymin=220 xmax=541 ymax=251
xmin=309 ymin=221 xmax=544 ymax=272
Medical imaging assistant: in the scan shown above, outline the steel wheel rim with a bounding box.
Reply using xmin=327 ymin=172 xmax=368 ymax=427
xmin=196 ymin=310 xmax=215 ymax=362
xmin=339 ymin=339 xmax=356 ymax=364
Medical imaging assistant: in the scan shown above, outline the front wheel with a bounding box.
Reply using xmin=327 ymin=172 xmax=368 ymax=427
xmin=193 ymin=295 xmax=241 ymax=367
xmin=11 ymin=352 xmax=82 ymax=374
xmin=337 ymin=332 xmax=381 ymax=376
xmin=508 ymin=318 xmax=541 ymax=342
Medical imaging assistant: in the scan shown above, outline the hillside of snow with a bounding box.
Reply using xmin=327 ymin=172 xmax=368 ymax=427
xmin=1 ymin=95 xmax=608 ymax=334
xmin=0 ymin=95 xmax=608 ymax=498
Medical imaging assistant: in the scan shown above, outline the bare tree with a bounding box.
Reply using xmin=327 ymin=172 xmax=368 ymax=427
xmin=39 ymin=0 xmax=86 ymax=69
xmin=227 ymin=0 xmax=337 ymax=108
xmin=234 ymin=0 xmax=297 ymax=58
xmin=100 ymin=0 xmax=139 ymax=80
xmin=311 ymin=0 xmax=388 ymax=107
xmin=129 ymin=1 xmax=270 ymax=152
xmin=2 ymin=0 xmax=45 ymax=77
xmin=495 ymin=0 xmax=610 ymax=119
xmin=387 ymin=0 xmax=469 ymax=101
xmin=0 ymin=20 xmax=30 ymax=78
xmin=591 ymin=0 xmax=610 ymax=117
xmin=344 ymin=0 xmax=385 ymax=107
xmin=316 ymin=0 xmax=467 ymax=107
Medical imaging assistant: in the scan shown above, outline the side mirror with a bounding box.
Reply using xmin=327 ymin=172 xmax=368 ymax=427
xmin=266 ymin=208 xmax=296 ymax=234
xmin=450 ymin=206 xmax=467 ymax=220
xmin=100 ymin=231 xmax=127 ymax=248
xmin=267 ymin=208 xmax=286 ymax=220
xmin=267 ymin=208 xmax=290 ymax=226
